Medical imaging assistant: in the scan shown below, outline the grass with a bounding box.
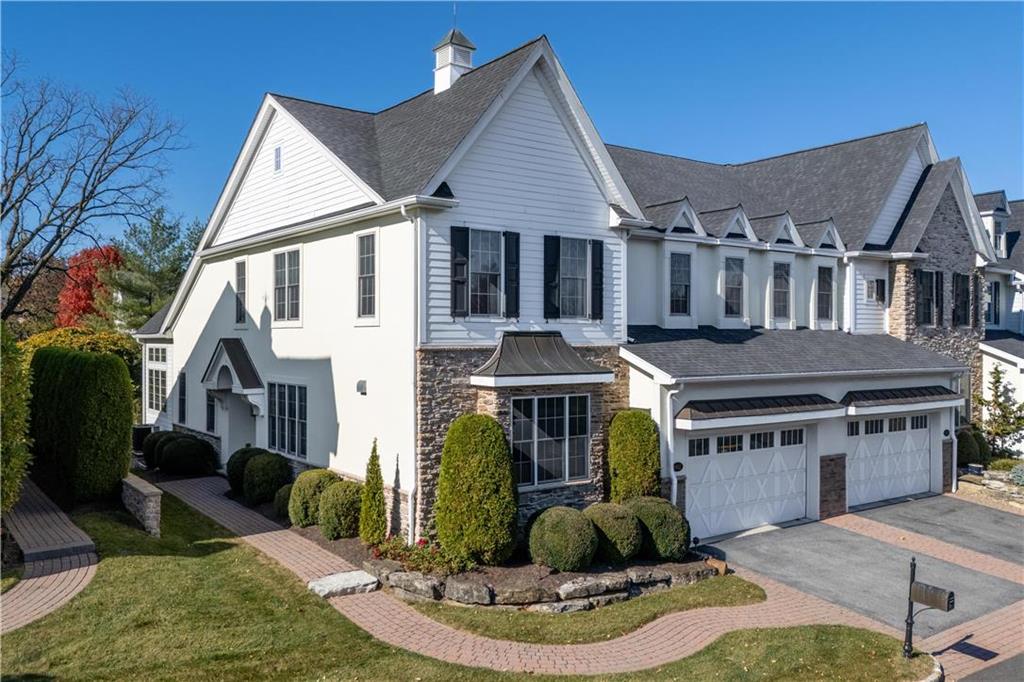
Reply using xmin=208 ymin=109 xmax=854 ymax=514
xmin=1 ymin=564 xmax=22 ymax=594
xmin=0 ymin=494 xmax=933 ymax=682
xmin=413 ymin=575 xmax=766 ymax=644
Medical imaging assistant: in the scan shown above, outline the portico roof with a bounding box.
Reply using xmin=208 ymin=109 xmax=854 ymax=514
xmin=201 ymin=338 xmax=263 ymax=390
xmin=470 ymin=331 xmax=614 ymax=387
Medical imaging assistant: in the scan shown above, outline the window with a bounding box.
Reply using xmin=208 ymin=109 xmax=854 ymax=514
xmin=177 ymin=372 xmax=187 ymax=423
xmin=888 ymin=417 xmax=907 ymax=432
xmin=716 ymin=434 xmax=743 ymax=453
xmin=867 ymin=278 xmax=886 ymax=304
xmin=235 ymin=260 xmax=246 ymax=324
xmin=559 ymin=238 xmax=589 ymax=318
xmin=688 ymin=437 xmax=709 ymax=457
xmin=358 ymin=233 xmax=376 ymax=318
xmin=148 ymin=347 xmax=167 ymax=363
xmin=865 ymin=418 xmax=884 ymax=435
xmin=772 ymin=262 xmax=790 ymax=319
xmin=274 ymin=250 xmax=300 ymax=321
xmin=847 ymin=421 xmax=860 ymax=437
xmin=911 ymin=415 xmax=928 ymax=430
xmin=147 ymin=369 xmax=166 ymax=412
xmin=206 ymin=391 xmax=216 ymax=432
xmin=916 ymin=270 xmax=936 ymax=325
xmin=953 ymin=273 xmax=970 ymax=326
xmin=750 ymin=431 xmax=775 ymax=450
xmin=724 ymin=258 xmax=744 ymax=317
xmin=268 ymin=382 xmax=308 ymax=458
xmin=511 ymin=395 xmax=590 ymax=487
xmin=987 ymin=281 xmax=1001 ymax=326
xmin=469 ymin=229 xmax=501 ymax=316
xmin=780 ymin=428 xmax=804 ymax=447
xmin=670 ymin=253 xmax=691 ymax=315
xmin=817 ymin=267 xmax=833 ymax=320
xmin=274 ymin=145 xmax=282 ymax=172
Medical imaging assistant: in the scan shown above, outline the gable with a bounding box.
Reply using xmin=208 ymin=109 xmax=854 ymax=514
xmin=863 ymin=136 xmax=929 ymax=246
xmin=211 ymin=109 xmax=376 ymax=247
xmin=917 ymin=185 xmax=978 ymax=270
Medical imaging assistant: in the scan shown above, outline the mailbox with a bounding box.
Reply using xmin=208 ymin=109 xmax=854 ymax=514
xmin=911 ymin=581 xmax=955 ymax=612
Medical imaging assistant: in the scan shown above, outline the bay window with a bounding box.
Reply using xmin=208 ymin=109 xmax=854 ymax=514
xmin=511 ymin=395 xmax=590 ymax=487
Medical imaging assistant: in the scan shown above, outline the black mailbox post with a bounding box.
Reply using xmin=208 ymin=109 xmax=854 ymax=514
xmin=903 ymin=557 xmax=955 ymax=658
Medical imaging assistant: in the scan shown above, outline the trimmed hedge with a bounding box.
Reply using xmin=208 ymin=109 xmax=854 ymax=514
xmin=1 ymin=323 xmax=32 ymax=513
xmin=608 ymin=410 xmax=660 ymax=503
xmin=159 ymin=436 xmax=218 ymax=476
xmin=359 ymin=439 xmax=387 ymax=545
xmin=957 ymin=429 xmax=982 ymax=466
xmin=274 ymin=483 xmax=293 ymax=520
xmin=142 ymin=430 xmax=176 ymax=469
xmin=227 ymin=447 xmax=266 ymax=496
xmin=528 ymin=506 xmax=598 ymax=572
xmin=29 ymin=346 xmax=133 ymax=506
xmin=319 ymin=480 xmax=362 ymax=540
xmin=243 ymin=452 xmax=291 ymax=505
xmin=624 ymin=496 xmax=689 ymax=560
xmin=435 ymin=414 xmax=518 ymax=565
xmin=583 ymin=502 xmax=642 ymax=564
xmin=288 ymin=469 xmax=340 ymax=527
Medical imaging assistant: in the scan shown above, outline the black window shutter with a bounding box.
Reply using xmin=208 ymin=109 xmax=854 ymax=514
xmin=935 ymin=271 xmax=944 ymax=326
xmin=503 ymin=231 xmax=519 ymax=319
xmin=544 ymin=235 xmax=560 ymax=320
xmin=589 ymin=239 xmax=604 ymax=320
xmin=450 ymin=226 xmax=469 ymax=317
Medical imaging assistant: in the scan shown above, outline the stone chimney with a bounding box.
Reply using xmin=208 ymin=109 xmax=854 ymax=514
xmin=433 ymin=28 xmax=475 ymax=94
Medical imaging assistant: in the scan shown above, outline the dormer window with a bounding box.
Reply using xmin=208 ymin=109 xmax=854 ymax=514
xmin=994 ymin=220 xmax=1007 ymax=257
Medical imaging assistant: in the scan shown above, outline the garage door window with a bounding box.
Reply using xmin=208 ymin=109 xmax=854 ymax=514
xmin=717 ymin=434 xmax=743 ymax=453
xmin=780 ymin=428 xmax=804 ymax=446
xmin=847 ymin=421 xmax=859 ymax=437
xmin=911 ymin=415 xmax=928 ymax=430
xmin=688 ymin=437 xmax=709 ymax=457
xmin=889 ymin=417 xmax=907 ymax=432
xmin=750 ymin=432 xmax=774 ymax=450
xmin=865 ymin=419 xmax=884 ymax=435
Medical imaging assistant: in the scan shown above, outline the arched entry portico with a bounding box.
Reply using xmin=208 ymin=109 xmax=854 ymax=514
xmin=202 ymin=338 xmax=265 ymax=463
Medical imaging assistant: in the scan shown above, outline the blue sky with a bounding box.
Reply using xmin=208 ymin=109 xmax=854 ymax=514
xmin=4 ymin=1 xmax=1022 ymax=230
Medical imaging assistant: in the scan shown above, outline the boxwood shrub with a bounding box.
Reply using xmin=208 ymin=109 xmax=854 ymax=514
xmin=583 ymin=502 xmax=642 ymax=564
xmin=153 ymin=431 xmax=189 ymax=469
xmin=528 ymin=506 xmax=598 ymax=572
xmin=957 ymin=429 xmax=982 ymax=466
xmin=289 ymin=469 xmax=340 ymax=527
xmin=319 ymin=480 xmax=362 ymax=540
xmin=274 ymin=483 xmax=293 ymax=520
xmin=624 ymin=496 xmax=689 ymax=560
xmin=159 ymin=436 xmax=218 ymax=476
xmin=435 ymin=414 xmax=517 ymax=565
xmin=608 ymin=410 xmax=660 ymax=503
xmin=142 ymin=430 xmax=176 ymax=468
xmin=243 ymin=452 xmax=291 ymax=505
xmin=226 ymin=446 xmax=267 ymax=495
xmin=1 ymin=323 xmax=31 ymax=513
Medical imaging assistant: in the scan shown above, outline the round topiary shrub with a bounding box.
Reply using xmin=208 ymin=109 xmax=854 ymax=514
xmin=528 ymin=506 xmax=598 ymax=572
xmin=957 ymin=429 xmax=981 ymax=465
xmin=142 ymin=430 xmax=176 ymax=469
xmin=274 ymin=483 xmax=293 ymax=520
xmin=159 ymin=436 xmax=218 ymax=476
xmin=226 ymin=447 xmax=267 ymax=496
xmin=583 ymin=502 xmax=642 ymax=564
xmin=623 ymin=496 xmax=689 ymax=560
xmin=153 ymin=431 xmax=188 ymax=469
xmin=608 ymin=410 xmax=660 ymax=503
xmin=243 ymin=452 xmax=291 ymax=505
xmin=289 ymin=469 xmax=341 ymax=527
xmin=435 ymin=414 xmax=517 ymax=566
xmin=972 ymin=429 xmax=992 ymax=466
xmin=319 ymin=480 xmax=362 ymax=540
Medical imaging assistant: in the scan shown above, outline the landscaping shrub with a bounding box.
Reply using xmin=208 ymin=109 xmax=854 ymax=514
xmin=319 ymin=480 xmax=362 ymax=540
xmin=972 ymin=428 xmax=992 ymax=465
xmin=583 ymin=502 xmax=642 ymax=564
xmin=289 ymin=469 xmax=340 ymax=527
xmin=19 ymin=326 xmax=141 ymax=387
xmin=989 ymin=457 xmax=1020 ymax=472
xmin=142 ymin=430 xmax=176 ymax=468
xmin=153 ymin=431 xmax=188 ymax=468
xmin=608 ymin=409 xmax=660 ymax=503
xmin=359 ymin=439 xmax=387 ymax=546
xmin=624 ymin=496 xmax=689 ymax=560
xmin=226 ymin=446 xmax=267 ymax=495
xmin=528 ymin=506 xmax=598 ymax=572
xmin=372 ymin=536 xmax=473 ymax=575
xmin=274 ymin=483 xmax=293 ymax=520
xmin=159 ymin=436 xmax=218 ymax=476
xmin=1011 ymin=464 xmax=1024 ymax=487
xmin=435 ymin=414 xmax=517 ymax=565
xmin=1 ymin=323 xmax=32 ymax=513
xmin=243 ymin=452 xmax=291 ymax=505
xmin=956 ymin=429 xmax=982 ymax=466
xmin=29 ymin=346 xmax=133 ymax=506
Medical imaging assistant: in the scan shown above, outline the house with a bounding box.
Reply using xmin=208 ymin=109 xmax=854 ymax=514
xmin=135 ymin=31 xmax=998 ymax=542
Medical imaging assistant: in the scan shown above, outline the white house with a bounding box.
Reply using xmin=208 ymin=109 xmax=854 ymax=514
xmin=136 ymin=30 xmax=999 ymax=542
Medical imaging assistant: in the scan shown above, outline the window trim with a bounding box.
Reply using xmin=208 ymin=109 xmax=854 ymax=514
xmin=769 ymin=258 xmax=794 ymax=329
xmin=510 ymin=393 xmax=591 ymax=490
xmin=145 ymin=345 xmax=170 ymax=416
xmin=177 ymin=371 xmax=187 ymax=424
xmin=721 ymin=255 xmax=746 ymax=323
xmin=952 ymin=272 xmax=971 ymax=327
xmin=558 ymin=237 xmax=591 ymax=320
xmin=206 ymin=390 xmax=217 ymax=433
xmin=355 ymin=228 xmax=380 ymax=326
xmin=273 ymin=145 xmax=282 ymax=174
xmin=987 ymin=280 xmax=1001 ymax=327
xmin=266 ymin=380 xmax=309 ymax=460
xmin=813 ymin=263 xmax=836 ymax=328
xmin=466 ymin=227 xmax=505 ymax=320
xmin=234 ymin=258 xmax=248 ymax=327
xmin=271 ymin=245 xmax=303 ymax=327
xmin=669 ymin=251 xmax=692 ymax=317
xmin=780 ymin=428 xmax=804 ymax=447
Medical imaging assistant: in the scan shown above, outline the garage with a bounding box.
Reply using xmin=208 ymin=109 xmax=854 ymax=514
xmin=846 ymin=414 xmax=931 ymax=507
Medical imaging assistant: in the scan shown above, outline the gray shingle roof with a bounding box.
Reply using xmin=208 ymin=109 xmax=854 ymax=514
xmin=982 ymin=330 xmax=1024 ymax=360
xmin=608 ymin=124 xmax=927 ymax=250
xmin=273 ymin=37 xmax=542 ymax=201
xmin=136 ymin=301 xmax=171 ymax=336
xmin=474 ymin=331 xmax=611 ymax=378
xmin=624 ymin=325 xmax=965 ymax=380
xmin=435 ymin=28 xmax=476 ymax=50
xmin=677 ymin=394 xmax=842 ymax=420
xmin=794 ymin=219 xmax=831 ymax=248
xmin=698 ymin=206 xmax=741 ymax=238
xmin=887 ymin=158 xmax=960 ymax=253
xmin=974 ymin=190 xmax=1008 ymax=213
xmin=202 ymin=338 xmax=263 ymax=390
xmin=1002 ymin=199 xmax=1024 ymax=271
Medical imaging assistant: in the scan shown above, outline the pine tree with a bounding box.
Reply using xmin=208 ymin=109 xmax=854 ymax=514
xmin=359 ymin=439 xmax=388 ymax=545
xmin=974 ymin=364 xmax=1024 ymax=455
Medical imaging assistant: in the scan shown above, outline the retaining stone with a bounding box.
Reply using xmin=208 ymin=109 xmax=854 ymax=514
xmin=388 ymin=571 xmax=444 ymax=600
xmin=362 ymin=559 xmax=403 ymax=582
xmin=627 ymin=567 xmax=672 ymax=585
xmin=527 ymin=598 xmax=593 ymax=614
xmin=588 ymin=591 xmax=630 ymax=608
xmin=307 ymin=570 xmax=378 ymax=598
xmin=444 ymin=575 xmax=494 ymax=605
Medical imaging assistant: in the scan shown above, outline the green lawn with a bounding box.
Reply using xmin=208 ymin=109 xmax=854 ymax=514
xmin=1 ymin=564 xmax=21 ymax=594
xmin=0 ymin=494 xmax=933 ymax=682
xmin=414 ymin=575 xmax=765 ymax=644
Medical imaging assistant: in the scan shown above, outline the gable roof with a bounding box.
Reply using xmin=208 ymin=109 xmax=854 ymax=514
xmin=1004 ymin=199 xmax=1024 ymax=271
xmin=887 ymin=158 xmax=961 ymax=253
xmin=135 ymin=301 xmax=171 ymax=337
xmin=974 ymin=190 xmax=1008 ymax=213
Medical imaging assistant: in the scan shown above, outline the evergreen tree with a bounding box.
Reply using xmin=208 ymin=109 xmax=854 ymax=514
xmin=975 ymin=364 xmax=1024 ymax=455
xmin=359 ymin=439 xmax=388 ymax=545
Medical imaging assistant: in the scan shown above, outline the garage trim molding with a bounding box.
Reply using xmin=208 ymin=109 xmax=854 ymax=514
xmin=675 ymin=407 xmax=847 ymax=431
xmin=846 ymin=397 xmax=963 ymax=416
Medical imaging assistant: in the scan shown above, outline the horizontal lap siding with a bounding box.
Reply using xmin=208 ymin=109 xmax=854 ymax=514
xmin=213 ymin=112 xmax=372 ymax=246
xmin=425 ymin=68 xmax=623 ymax=345
xmin=854 ymin=259 xmax=888 ymax=333
xmin=865 ymin=145 xmax=926 ymax=246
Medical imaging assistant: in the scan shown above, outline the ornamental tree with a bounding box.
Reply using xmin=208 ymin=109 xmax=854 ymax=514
xmin=55 ymin=245 xmax=122 ymax=327
xmin=974 ymin=364 xmax=1024 ymax=455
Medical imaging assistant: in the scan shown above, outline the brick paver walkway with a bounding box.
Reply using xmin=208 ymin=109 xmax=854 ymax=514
xmin=921 ymin=601 xmax=1024 ymax=680
xmin=5 ymin=480 xmax=95 ymax=561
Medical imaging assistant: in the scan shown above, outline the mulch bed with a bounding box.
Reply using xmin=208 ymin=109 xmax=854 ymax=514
xmin=2 ymin=522 xmax=24 ymax=573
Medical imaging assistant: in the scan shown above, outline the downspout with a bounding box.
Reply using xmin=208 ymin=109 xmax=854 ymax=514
xmin=665 ymin=384 xmax=682 ymax=506
xmin=402 ymin=202 xmax=418 ymax=543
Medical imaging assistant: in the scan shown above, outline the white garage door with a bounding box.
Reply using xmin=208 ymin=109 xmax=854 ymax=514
xmin=847 ymin=415 xmax=931 ymax=507
xmin=685 ymin=428 xmax=807 ymax=540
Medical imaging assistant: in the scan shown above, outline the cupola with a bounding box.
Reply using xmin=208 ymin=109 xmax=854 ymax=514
xmin=433 ymin=28 xmax=475 ymax=94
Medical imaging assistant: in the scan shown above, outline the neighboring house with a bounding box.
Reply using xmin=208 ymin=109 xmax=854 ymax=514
xmin=135 ymin=31 xmax=999 ymax=542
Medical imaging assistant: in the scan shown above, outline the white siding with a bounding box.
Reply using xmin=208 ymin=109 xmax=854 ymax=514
xmin=853 ymin=258 xmax=888 ymax=333
xmin=627 ymin=239 xmax=659 ymax=325
xmin=423 ymin=67 xmax=623 ymax=345
xmin=212 ymin=110 xmax=373 ymax=246
xmin=864 ymin=143 xmax=926 ymax=246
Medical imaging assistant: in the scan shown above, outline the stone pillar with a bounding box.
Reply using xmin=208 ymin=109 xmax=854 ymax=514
xmin=942 ymin=439 xmax=953 ymax=492
xmin=819 ymin=454 xmax=847 ymax=519
xmin=887 ymin=261 xmax=914 ymax=340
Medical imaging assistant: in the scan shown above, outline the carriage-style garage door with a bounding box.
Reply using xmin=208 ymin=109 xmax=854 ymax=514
xmin=847 ymin=415 xmax=931 ymax=507
xmin=685 ymin=429 xmax=807 ymax=540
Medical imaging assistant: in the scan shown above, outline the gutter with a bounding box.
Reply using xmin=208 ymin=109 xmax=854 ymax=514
xmin=402 ymin=202 xmax=419 ymax=544
xmin=844 ymin=250 xmax=930 ymax=261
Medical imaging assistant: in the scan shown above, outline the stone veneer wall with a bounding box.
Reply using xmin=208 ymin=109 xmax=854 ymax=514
xmin=819 ymin=454 xmax=847 ymax=519
xmin=172 ymin=423 xmax=222 ymax=454
xmin=122 ymin=473 xmax=162 ymax=536
xmin=887 ymin=186 xmax=985 ymax=418
xmin=414 ymin=346 xmax=627 ymax=537
xmin=942 ymin=439 xmax=953 ymax=492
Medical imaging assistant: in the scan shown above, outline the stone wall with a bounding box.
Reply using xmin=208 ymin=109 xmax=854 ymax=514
xmin=942 ymin=439 xmax=953 ymax=493
xmin=171 ymin=423 xmax=222 ymax=455
xmin=122 ymin=474 xmax=161 ymax=536
xmin=819 ymin=454 xmax=847 ymax=519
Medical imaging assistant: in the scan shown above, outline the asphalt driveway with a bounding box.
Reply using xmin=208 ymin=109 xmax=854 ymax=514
xmin=707 ymin=496 xmax=1023 ymax=638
